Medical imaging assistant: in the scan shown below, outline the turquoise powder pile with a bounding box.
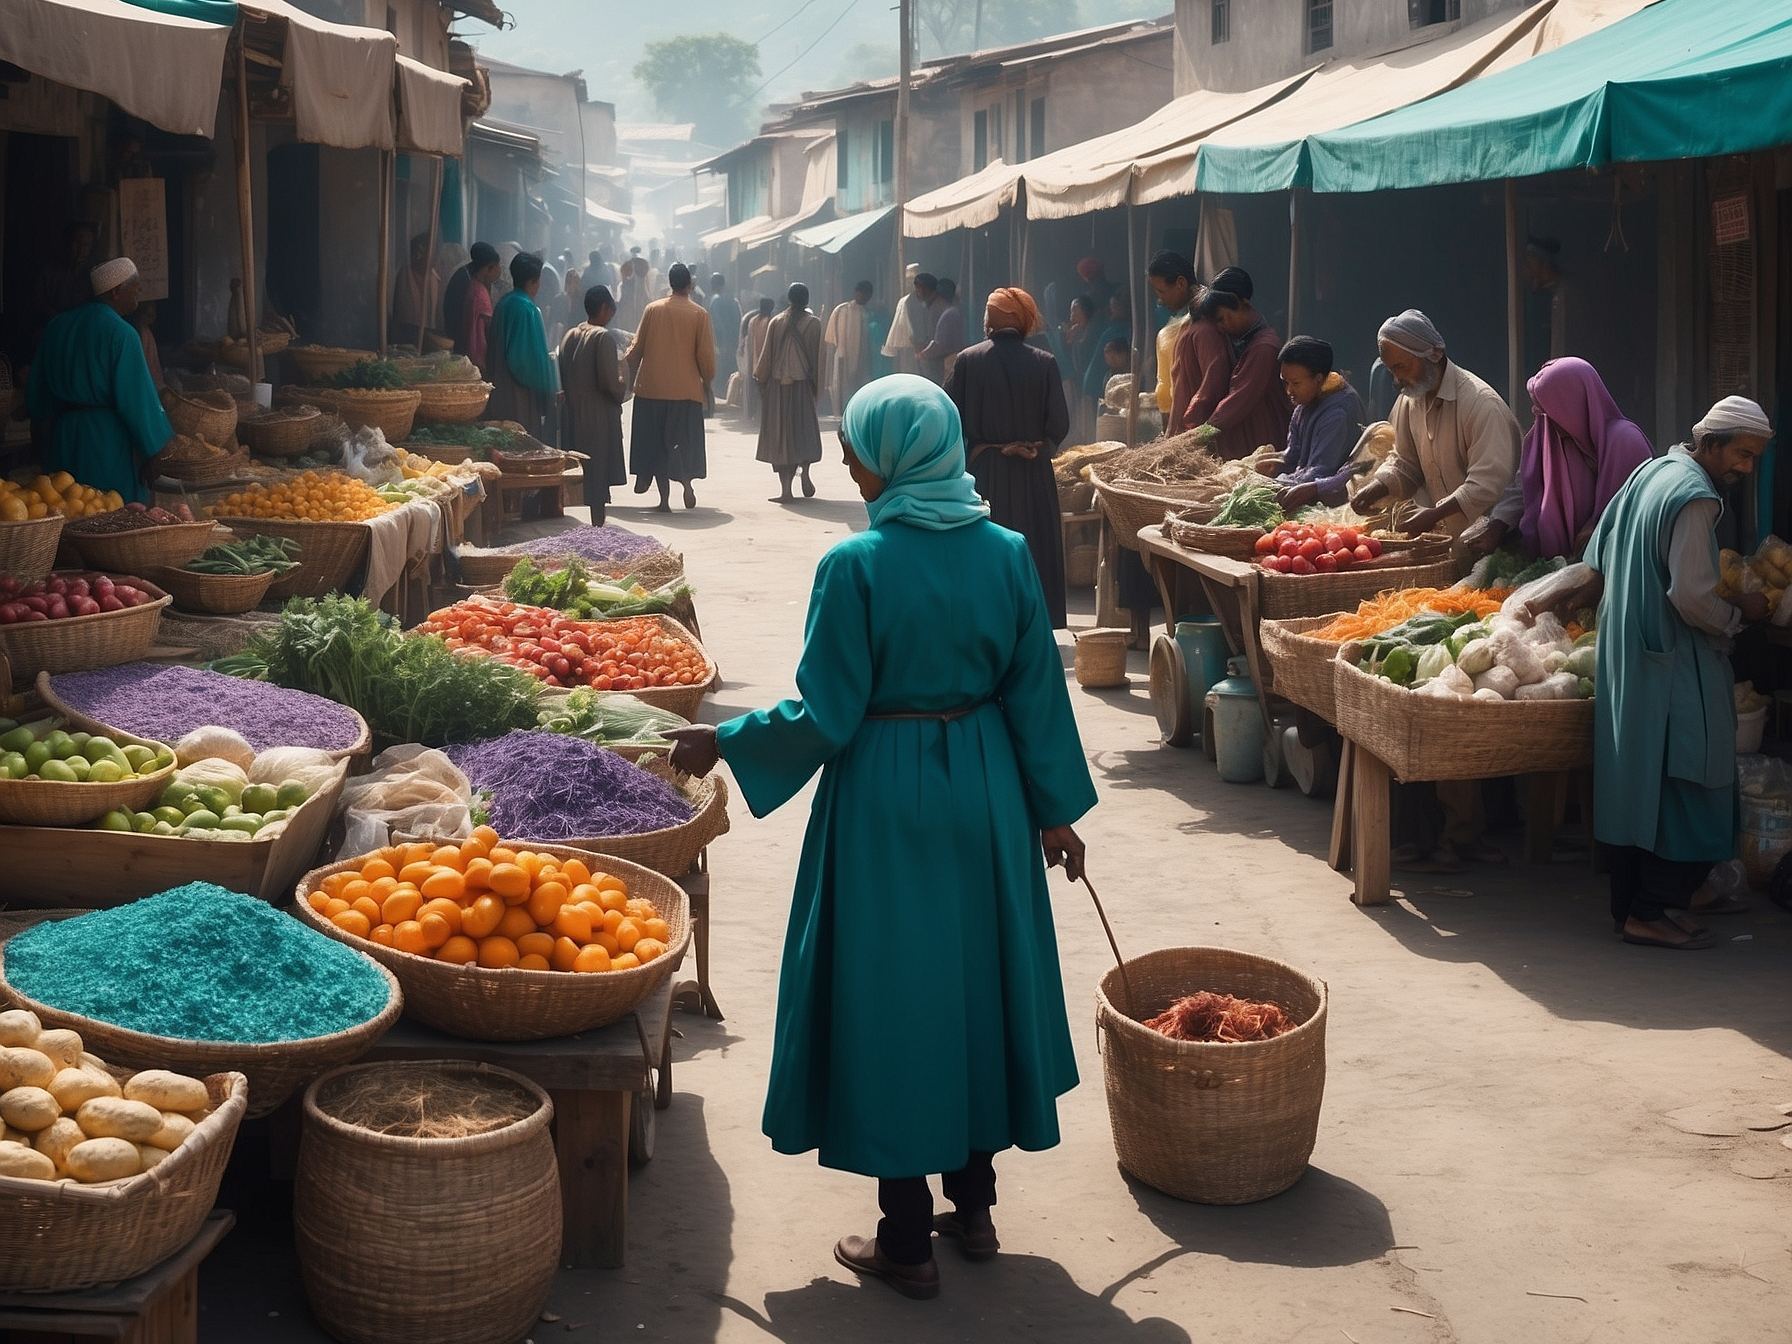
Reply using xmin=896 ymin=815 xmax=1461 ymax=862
xmin=5 ymin=884 xmax=391 ymax=1044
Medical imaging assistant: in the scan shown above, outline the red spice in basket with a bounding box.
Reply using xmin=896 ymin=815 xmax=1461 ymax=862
xmin=1143 ymin=991 xmax=1296 ymax=1042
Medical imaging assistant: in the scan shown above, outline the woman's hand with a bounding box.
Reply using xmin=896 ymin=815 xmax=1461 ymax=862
xmin=1041 ymin=826 xmax=1086 ymax=883
xmin=1350 ymin=480 xmax=1390 ymax=515
xmin=664 ymin=725 xmax=720 ymax=777
xmin=1276 ymin=481 xmax=1318 ymax=512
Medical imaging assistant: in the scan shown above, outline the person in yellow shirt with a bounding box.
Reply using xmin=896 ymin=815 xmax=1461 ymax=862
xmin=1148 ymin=251 xmax=1193 ymax=426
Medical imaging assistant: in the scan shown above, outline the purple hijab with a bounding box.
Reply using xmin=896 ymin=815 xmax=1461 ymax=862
xmin=1519 ymin=358 xmax=1653 ymax=558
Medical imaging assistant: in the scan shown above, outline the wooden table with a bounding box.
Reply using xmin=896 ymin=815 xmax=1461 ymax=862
xmin=478 ymin=468 xmax=566 ymax=538
xmin=0 ymin=1210 xmax=233 ymax=1344
xmin=361 ymin=980 xmax=672 ymax=1270
xmin=669 ymin=860 xmax=722 ymax=1021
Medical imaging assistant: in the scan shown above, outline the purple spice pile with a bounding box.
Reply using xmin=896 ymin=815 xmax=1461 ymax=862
xmin=496 ymin=526 xmax=667 ymax=565
xmin=447 ymin=730 xmax=693 ymax=840
xmin=51 ymin=664 xmax=364 ymax=753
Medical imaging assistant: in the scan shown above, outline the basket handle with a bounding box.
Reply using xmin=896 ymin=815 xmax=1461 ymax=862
xmin=1081 ymin=874 xmax=1136 ymax=1021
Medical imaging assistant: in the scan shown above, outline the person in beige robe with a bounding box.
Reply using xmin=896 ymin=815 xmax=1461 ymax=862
xmin=824 ymin=280 xmax=874 ymax=417
xmin=558 ymin=284 xmax=627 ymax=524
xmin=755 ymin=283 xmax=824 ymax=503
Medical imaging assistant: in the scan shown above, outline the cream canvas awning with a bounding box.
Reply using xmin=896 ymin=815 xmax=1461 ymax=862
xmin=903 ymin=159 xmax=1022 ymax=237
xmin=242 ymin=0 xmax=397 ymax=150
xmin=0 ymin=0 xmax=232 ymax=137
xmin=396 ymin=54 xmax=467 ymax=156
xmin=703 ymin=198 xmax=833 ymax=250
xmin=702 ymin=214 xmax=776 ymax=248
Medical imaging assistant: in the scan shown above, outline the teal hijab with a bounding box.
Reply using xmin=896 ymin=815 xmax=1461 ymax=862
xmin=842 ymin=374 xmax=990 ymax=531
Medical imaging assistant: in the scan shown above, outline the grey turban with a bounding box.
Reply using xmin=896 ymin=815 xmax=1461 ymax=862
xmin=1378 ymin=309 xmax=1445 ymax=360
xmin=1694 ymin=395 xmax=1773 ymax=439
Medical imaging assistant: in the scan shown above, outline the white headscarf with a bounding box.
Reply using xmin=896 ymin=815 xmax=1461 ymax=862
xmin=1694 ymin=395 xmax=1773 ymax=439
xmin=90 ymin=257 xmax=138 ymax=295
xmin=1377 ymin=308 xmax=1445 ymax=360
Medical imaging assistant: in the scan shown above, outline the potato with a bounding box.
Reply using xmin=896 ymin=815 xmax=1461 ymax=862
xmin=149 ymin=1112 xmax=196 ymax=1151
xmin=49 ymin=1067 xmax=116 ymax=1112
xmin=33 ymin=1117 xmax=84 ymax=1172
xmin=78 ymin=1052 xmax=110 ymax=1075
xmin=0 ymin=1047 xmax=54 ymax=1091
xmin=135 ymin=1143 xmax=172 ymax=1171
xmin=1 ymin=1125 xmax=29 ymax=1146
xmin=0 ymin=1143 xmax=56 ymax=1181
xmin=65 ymin=1136 xmax=141 ymax=1183
xmin=0 ymin=1009 xmax=40 ymax=1048
xmin=123 ymin=1070 xmax=209 ymax=1115
xmin=33 ymin=1029 xmax=82 ymax=1070
xmin=75 ymin=1096 xmax=163 ymax=1143
xmin=0 ymin=1086 xmax=60 ymax=1132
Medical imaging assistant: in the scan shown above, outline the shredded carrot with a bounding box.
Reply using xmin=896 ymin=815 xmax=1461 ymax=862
xmin=1309 ymin=586 xmax=1513 ymax=642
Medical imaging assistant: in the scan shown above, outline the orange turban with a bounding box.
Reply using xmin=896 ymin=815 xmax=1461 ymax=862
xmin=984 ymin=287 xmax=1041 ymax=336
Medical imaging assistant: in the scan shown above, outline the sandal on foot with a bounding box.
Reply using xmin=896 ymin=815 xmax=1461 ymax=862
xmin=1621 ymin=924 xmax=1717 ymax=950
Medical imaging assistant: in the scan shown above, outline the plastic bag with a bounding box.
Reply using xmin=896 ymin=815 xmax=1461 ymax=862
xmin=338 ymin=744 xmax=474 ymax=854
xmin=1502 ymin=562 xmax=1599 ymax=623
xmin=248 ymin=746 xmax=345 ymax=798
xmin=341 ymin=426 xmax=403 ymax=485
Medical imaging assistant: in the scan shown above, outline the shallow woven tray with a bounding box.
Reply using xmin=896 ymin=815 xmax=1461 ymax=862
xmin=1167 ymin=515 xmax=1266 ymax=561
xmin=151 ymin=563 xmax=282 ymax=615
xmin=293 ymin=846 xmax=690 ymax=1041
xmin=154 ymin=449 xmax=250 ymax=487
xmin=240 ymin=405 xmax=323 ymax=458
xmin=214 ymin=329 xmax=292 ymax=368
xmin=286 ymin=346 xmax=375 ymax=383
xmin=0 ymin=573 xmax=170 ymax=683
xmin=209 ymin=516 xmax=368 ymax=599
xmin=0 ymin=718 xmax=175 ymax=826
xmin=413 ymin=380 xmax=493 ymax=425
xmin=161 ymin=388 xmax=237 ymax=444
xmin=1255 ymin=556 xmax=1459 ymax=622
xmin=1090 ymin=468 xmax=1220 ymax=552
xmin=1258 ymin=615 xmax=1344 ymax=722
xmin=610 ymin=615 xmax=717 ymax=720
xmin=547 ymin=756 xmax=730 ymax=878
xmin=1331 ymin=656 xmax=1594 ymax=782
xmin=0 ymin=513 xmax=66 ymax=582
xmin=62 ymin=518 xmax=221 ymax=573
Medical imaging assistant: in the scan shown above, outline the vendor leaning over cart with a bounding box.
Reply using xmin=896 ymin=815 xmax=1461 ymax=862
xmin=666 ymin=375 xmax=1095 ymax=1300
xmin=26 ymin=258 xmax=172 ymax=504
xmin=1523 ymin=397 xmax=1773 ymax=949
xmin=1269 ymin=336 xmax=1367 ymax=512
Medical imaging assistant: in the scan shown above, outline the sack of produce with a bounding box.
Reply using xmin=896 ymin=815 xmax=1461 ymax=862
xmin=338 ymin=744 xmax=475 ymax=854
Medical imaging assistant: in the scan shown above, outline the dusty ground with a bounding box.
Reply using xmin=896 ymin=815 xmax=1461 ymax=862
xmin=204 ymin=412 xmax=1792 ymax=1343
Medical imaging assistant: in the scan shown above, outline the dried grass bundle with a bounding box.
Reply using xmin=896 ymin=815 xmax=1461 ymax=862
xmin=317 ymin=1069 xmax=538 ymax=1139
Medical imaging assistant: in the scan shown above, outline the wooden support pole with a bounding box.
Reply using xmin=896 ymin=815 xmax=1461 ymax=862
xmin=418 ymin=155 xmax=443 ymax=351
xmin=376 ymin=150 xmax=392 ymax=355
xmin=1505 ymin=179 xmax=1522 ymax=410
xmin=234 ymin=36 xmax=261 ymax=385
xmin=894 ymin=0 xmax=911 ymax=290
xmin=1286 ymin=187 xmax=1302 ymax=335
xmin=1125 ymin=201 xmax=1139 ymax=450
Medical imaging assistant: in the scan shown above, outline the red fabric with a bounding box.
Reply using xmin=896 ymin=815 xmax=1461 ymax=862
xmin=466 ymin=280 xmax=493 ymax=372
xmin=1207 ymin=324 xmax=1292 ymax=460
xmin=1171 ymin=315 xmax=1231 ymax=437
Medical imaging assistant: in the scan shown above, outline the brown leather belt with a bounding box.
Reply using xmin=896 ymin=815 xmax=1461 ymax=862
xmin=968 ymin=440 xmax=1044 ymax=464
xmin=863 ymin=700 xmax=989 ymax=721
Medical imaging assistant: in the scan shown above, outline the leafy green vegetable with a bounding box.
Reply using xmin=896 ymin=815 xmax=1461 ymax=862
xmin=1211 ymin=478 xmax=1285 ymax=529
xmin=185 ymin=534 xmax=301 ymax=576
xmin=537 ymin=687 xmax=688 ymax=747
xmin=328 ymin=358 xmax=406 ymax=391
xmin=406 ymin=423 xmax=518 ymax=455
xmin=500 ymin=555 xmax=692 ymax=621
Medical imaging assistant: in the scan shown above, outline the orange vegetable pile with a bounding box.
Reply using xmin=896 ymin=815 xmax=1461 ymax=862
xmin=1309 ymin=586 xmax=1513 ymax=643
xmin=307 ymin=826 xmax=671 ymax=974
xmin=415 ymin=598 xmax=708 ymax=691
xmin=211 ymin=471 xmax=391 ymax=522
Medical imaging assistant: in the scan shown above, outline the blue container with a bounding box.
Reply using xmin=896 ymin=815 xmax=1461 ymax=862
xmin=1174 ymin=616 xmax=1229 ymax=731
xmin=1207 ymin=656 xmax=1264 ymax=784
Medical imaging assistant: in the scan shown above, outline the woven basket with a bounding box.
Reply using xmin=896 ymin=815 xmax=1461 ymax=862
xmin=1074 ymin=627 xmax=1129 ymax=688
xmin=1058 ymin=479 xmax=1095 ymax=514
xmin=0 ymin=928 xmax=402 ymax=1121
xmin=1331 ymin=657 xmax=1594 ymax=783
xmin=0 ymin=574 xmax=170 ymax=682
xmin=0 ymin=514 xmax=66 ymax=581
xmin=1097 ymin=946 xmax=1327 ymax=1204
xmin=293 ymin=847 xmax=689 ymax=1041
xmin=413 ymin=381 xmax=493 ymax=425
xmin=1089 ymin=469 xmax=1218 ymax=552
xmin=151 ymin=563 xmax=281 ymax=615
xmin=154 ymin=449 xmax=250 ymax=487
xmin=0 ymin=1069 xmax=247 ymax=1292
xmin=0 ymin=720 xmax=174 ymax=826
xmin=286 ymin=346 xmax=375 ymax=383
xmin=1372 ymin=532 xmax=1454 ymax=566
xmin=1256 ymin=557 xmax=1459 ymax=622
xmin=1066 ymin=543 xmax=1099 ymax=588
xmin=611 ymin=616 xmax=716 ymax=719
xmin=240 ymin=405 xmax=323 ymax=458
xmin=213 ymin=330 xmax=293 ymax=369
xmin=161 ymin=388 xmax=238 ymax=444
xmin=328 ymin=388 xmax=422 ymax=442
xmin=62 ymin=518 xmax=221 ymax=573
xmin=548 ymin=756 xmax=730 ymax=878
xmin=296 ymin=1062 xmax=559 ymax=1344
xmin=1167 ymin=516 xmax=1266 ymax=561
xmin=211 ymin=517 xmax=367 ymax=599
xmin=1259 ymin=616 xmax=1345 ymax=722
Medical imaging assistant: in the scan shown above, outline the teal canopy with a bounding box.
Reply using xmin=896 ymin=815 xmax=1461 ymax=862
xmin=120 ymin=0 xmax=237 ymax=22
xmin=1296 ymin=0 xmax=1792 ymax=193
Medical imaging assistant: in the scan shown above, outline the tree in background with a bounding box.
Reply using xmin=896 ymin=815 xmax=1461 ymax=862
xmin=833 ymin=40 xmax=899 ymax=85
xmin=916 ymin=0 xmax=1081 ymax=60
xmin=633 ymin=34 xmax=761 ymax=145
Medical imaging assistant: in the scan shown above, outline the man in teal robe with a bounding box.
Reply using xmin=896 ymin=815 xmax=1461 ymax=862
xmin=1576 ymin=395 xmax=1773 ymax=949
xmin=667 ymin=375 xmax=1095 ymax=1299
xmin=27 ymin=257 xmax=171 ymax=503
xmin=487 ymin=252 xmax=558 ymax=443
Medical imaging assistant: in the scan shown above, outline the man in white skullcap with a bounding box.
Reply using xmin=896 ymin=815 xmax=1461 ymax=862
xmin=26 ymin=257 xmax=171 ymax=503
xmin=1522 ymin=395 xmax=1774 ymax=949
xmin=1354 ymin=308 xmax=1522 ymax=869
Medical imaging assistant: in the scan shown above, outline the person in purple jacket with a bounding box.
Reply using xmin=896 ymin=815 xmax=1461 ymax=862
xmin=1269 ymin=336 xmax=1368 ymax=512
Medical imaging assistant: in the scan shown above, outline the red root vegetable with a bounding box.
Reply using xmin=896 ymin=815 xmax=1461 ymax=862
xmin=1142 ymin=991 xmax=1296 ymax=1042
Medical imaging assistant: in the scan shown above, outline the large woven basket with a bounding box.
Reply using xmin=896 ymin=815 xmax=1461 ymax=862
xmin=213 ymin=329 xmax=293 ymax=369
xmin=287 ymin=345 xmax=375 ymax=383
xmin=293 ymin=846 xmax=689 ymax=1041
xmin=614 ymin=615 xmax=717 ymax=719
xmin=1259 ymin=615 xmax=1345 ymax=722
xmin=1090 ymin=469 xmax=1218 ymax=552
xmin=0 ymin=574 xmax=170 ymax=682
xmin=0 ymin=514 xmax=65 ymax=581
xmin=240 ymin=405 xmax=323 ymax=458
xmin=548 ymin=756 xmax=730 ymax=878
xmin=296 ymin=1062 xmax=559 ymax=1344
xmin=154 ymin=449 xmax=250 ymax=487
xmin=151 ymin=563 xmax=282 ymax=615
xmin=0 ymin=1070 xmax=247 ymax=1292
xmin=328 ymin=388 xmax=422 ymax=442
xmin=413 ymin=380 xmax=493 ymax=425
xmin=1098 ymin=946 xmax=1327 ymax=1204
xmin=1167 ymin=515 xmax=1266 ymax=561
xmin=1331 ymin=656 xmax=1595 ymax=782
xmin=0 ymin=925 xmax=402 ymax=1121
xmin=0 ymin=721 xmax=174 ymax=826
xmin=62 ymin=518 xmax=221 ymax=573
xmin=161 ymin=388 xmax=237 ymax=444
xmin=210 ymin=517 xmax=367 ymax=599
xmin=1255 ymin=557 xmax=1459 ymax=622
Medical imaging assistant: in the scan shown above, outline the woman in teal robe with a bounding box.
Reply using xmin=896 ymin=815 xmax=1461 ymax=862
xmin=27 ymin=298 xmax=172 ymax=503
xmin=669 ymin=374 xmax=1095 ymax=1298
xmin=487 ymin=255 xmax=559 ymax=443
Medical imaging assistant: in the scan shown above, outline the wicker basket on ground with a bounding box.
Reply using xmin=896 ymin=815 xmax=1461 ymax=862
xmin=287 ymin=346 xmax=375 ymax=384
xmin=1167 ymin=513 xmax=1266 ymax=561
xmin=293 ymin=847 xmax=689 ymax=1041
xmin=1089 ymin=468 xmax=1219 ymax=551
xmin=0 ymin=1069 xmax=247 ymax=1291
xmin=1259 ymin=615 xmax=1346 ymax=722
xmin=548 ymin=756 xmax=730 ymax=878
xmin=240 ymin=405 xmax=323 ymax=458
xmin=151 ymin=563 xmax=283 ymax=615
xmin=1098 ymin=946 xmax=1327 ymax=1204
xmin=413 ymin=380 xmax=493 ymax=425
xmin=62 ymin=517 xmax=221 ymax=573
xmin=1074 ymin=628 xmax=1129 ymax=688
xmin=0 ymin=721 xmax=174 ymax=826
xmin=0 ymin=514 xmax=65 ymax=581
xmin=1256 ymin=557 xmax=1459 ymax=622
xmin=1330 ymin=656 xmax=1594 ymax=782
xmin=327 ymin=388 xmax=422 ymax=442
xmin=211 ymin=517 xmax=368 ymax=599
xmin=161 ymin=388 xmax=238 ymax=444
xmin=0 ymin=573 xmax=169 ymax=683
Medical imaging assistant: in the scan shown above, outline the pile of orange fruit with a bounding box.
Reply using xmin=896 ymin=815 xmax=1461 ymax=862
xmin=0 ymin=473 xmax=122 ymax=521
xmin=306 ymin=825 xmax=670 ymax=973
xmin=211 ymin=470 xmax=391 ymax=522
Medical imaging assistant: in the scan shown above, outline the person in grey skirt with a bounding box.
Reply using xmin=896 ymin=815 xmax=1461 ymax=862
xmin=754 ymin=283 xmax=825 ymax=503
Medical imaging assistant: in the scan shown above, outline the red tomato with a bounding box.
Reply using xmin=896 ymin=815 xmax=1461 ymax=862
xmin=1278 ymin=539 xmax=1300 ymax=559
xmin=1322 ymin=533 xmax=1342 ymax=553
xmin=1314 ymin=552 xmax=1338 ymax=573
xmin=1263 ymin=554 xmax=1290 ymax=573
xmin=1366 ymin=536 xmax=1383 ymax=557
xmin=1253 ymin=533 xmax=1277 ymax=555
xmin=1354 ymin=544 xmax=1374 ymax=563
xmin=1291 ymin=555 xmax=1316 ymax=575
xmin=1339 ymin=527 xmax=1360 ymax=547
xmin=1297 ymin=537 xmax=1324 ymax=562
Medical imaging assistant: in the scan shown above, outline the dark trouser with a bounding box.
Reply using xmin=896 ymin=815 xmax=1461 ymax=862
xmin=1606 ymin=844 xmax=1708 ymax=925
xmin=876 ymin=1151 xmax=997 ymax=1266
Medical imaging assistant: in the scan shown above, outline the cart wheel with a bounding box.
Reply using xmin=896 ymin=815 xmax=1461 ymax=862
xmin=630 ymin=1078 xmax=656 ymax=1165
xmin=1148 ymin=636 xmax=1194 ymax=747
xmin=1284 ymin=726 xmax=1339 ymax=799
xmin=1263 ymin=724 xmax=1294 ymax=788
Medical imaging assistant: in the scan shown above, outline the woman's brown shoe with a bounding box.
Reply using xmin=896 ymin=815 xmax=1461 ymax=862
xmin=834 ymin=1236 xmax=941 ymax=1300
xmin=932 ymin=1212 xmax=999 ymax=1261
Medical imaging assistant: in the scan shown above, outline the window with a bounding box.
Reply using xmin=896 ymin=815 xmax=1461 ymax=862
xmin=973 ymin=109 xmax=988 ymax=172
xmin=1015 ymin=90 xmax=1028 ymax=162
xmin=1211 ymin=0 xmax=1230 ymax=44
xmin=1307 ymin=0 xmax=1332 ymax=51
xmin=1409 ymin=0 xmax=1460 ymax=26
xmin=989 ymin=102 xmax=1003 ymax=166
xmin=1030 ymin=98 xmax=1045 ymax=161
xmin=875 ymin=118 xmax=894 ymax=185
xmin=837 ymin=127 xmax=849 ymax=189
